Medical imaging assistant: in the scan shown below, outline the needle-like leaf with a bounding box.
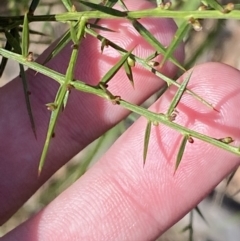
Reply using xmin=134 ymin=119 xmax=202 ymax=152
xmin=202 ymin=0 xmax=224 ymax=11
xmin=143 ymin=120 xmax=152 ymax=166
xmin=43 ymin=30 xmax=71 ymax=65
xmin=0 ymin=28 xmax=22 ymax=77
xmin=145 ymin=51 xmax=158 ymax=62
xmin=63 ymin=88 xmax=70 ymax=110
xmin=123 ymin=61 xmax=134 ymax=87
xmin=100 ymin=49 xmax=132 ymax=85
xmin=61 ymin=0 xmax=73 ymax=12
xmin=24 ymin=28 xmax=48 ymax=36
xmin=226 ymin=168 xmax=238 ymax=186
xmin=70 ymin=21 xmax=78 ymax=44
xmin=88 ymin=23 xmax=116 ymax=32
xmin=0 ymin=31 xmax=13 ymax=77
xmin=19 ymin=64 xmax=36 ymax=137
xmin=4 ymin=28 xmax=36 ymax=137
xmin=79 ymin=0 xmax=127 ymax=17
xmin=194 ymin=206 xmax=208 ymax=225
xmin=105 ymin=0 xmax=118 ymax=6
xmin=4 ymin=29 xmax=22 ymax=53
xmin=167 ymin=71 xmax=192 ymax=117
xmin=22 ymin=13 xmax=29 ymax=58
xmin=28 ymin=0 xmax=40 ymax=14
xmin=118 ymin=0 xmax=128 ymax=11
xmin=175 ymin=134 xmax=188 ymax=172
xmin=132 ymin=19 xmax=185 ymax=71
xmin=181 ymin=224 xmax=191 ymax=233
xmin=93 ymin=0 xmax=118 ymax=25
xmin=160 ymin=21 xmax=190 ymax=67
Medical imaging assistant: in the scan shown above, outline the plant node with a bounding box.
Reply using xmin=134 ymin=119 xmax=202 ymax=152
xmin=223 ymin=3 xmax=234 ymax=14
xmin=111 ymin=96 xmax=121 ymax=105
xmin=198 ymin=5 xmax=207 ymax=11
xmin=188 ymin=136 xmax=194 ymax=143
xmin=217 ymin=137 xmax=234 ymax=144
xmin=148 ymin=60 xmax=160 ymax=67
xmin=26 ymin=52 xmax=34 ymax=62
xmin=188 ymin=17 xmax=202 ymax=32
xmin=159 ymin=1 xmax=172 ymax=9
xmin=71 ymin=5 xmax=77 ymax=12
xmin=66 ymin=84 xmax=74 ymax=91
xmin=71 ymin=44 xmax=79 ymax=49
xmin=101 ymin=38 xmax=109 ymax=52
xmin=127 ymin=57 xmax=135 ymax=67
xmin=46 ymin=103 xmax=58 ymax=111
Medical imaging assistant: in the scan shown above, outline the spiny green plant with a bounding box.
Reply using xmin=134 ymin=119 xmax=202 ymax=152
xmin=1 ymin=0 xmax=240 ymax=240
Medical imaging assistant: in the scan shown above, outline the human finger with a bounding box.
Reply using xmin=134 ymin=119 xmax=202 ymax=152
xmin=3 ymin=62 xmax=240 ymax=240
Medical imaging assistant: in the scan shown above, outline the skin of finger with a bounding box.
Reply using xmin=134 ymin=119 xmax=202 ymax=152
xmin=0 ymin=1 xmax=184 ymax=226
xmin=4 ymin=63 xmax=240 ymax=241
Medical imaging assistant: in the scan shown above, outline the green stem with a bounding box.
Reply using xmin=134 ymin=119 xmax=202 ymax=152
xmin=1 ymin=8 xmax=240 ymax=28
xmin=119 ymin=100 xmax=240 ymax=157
